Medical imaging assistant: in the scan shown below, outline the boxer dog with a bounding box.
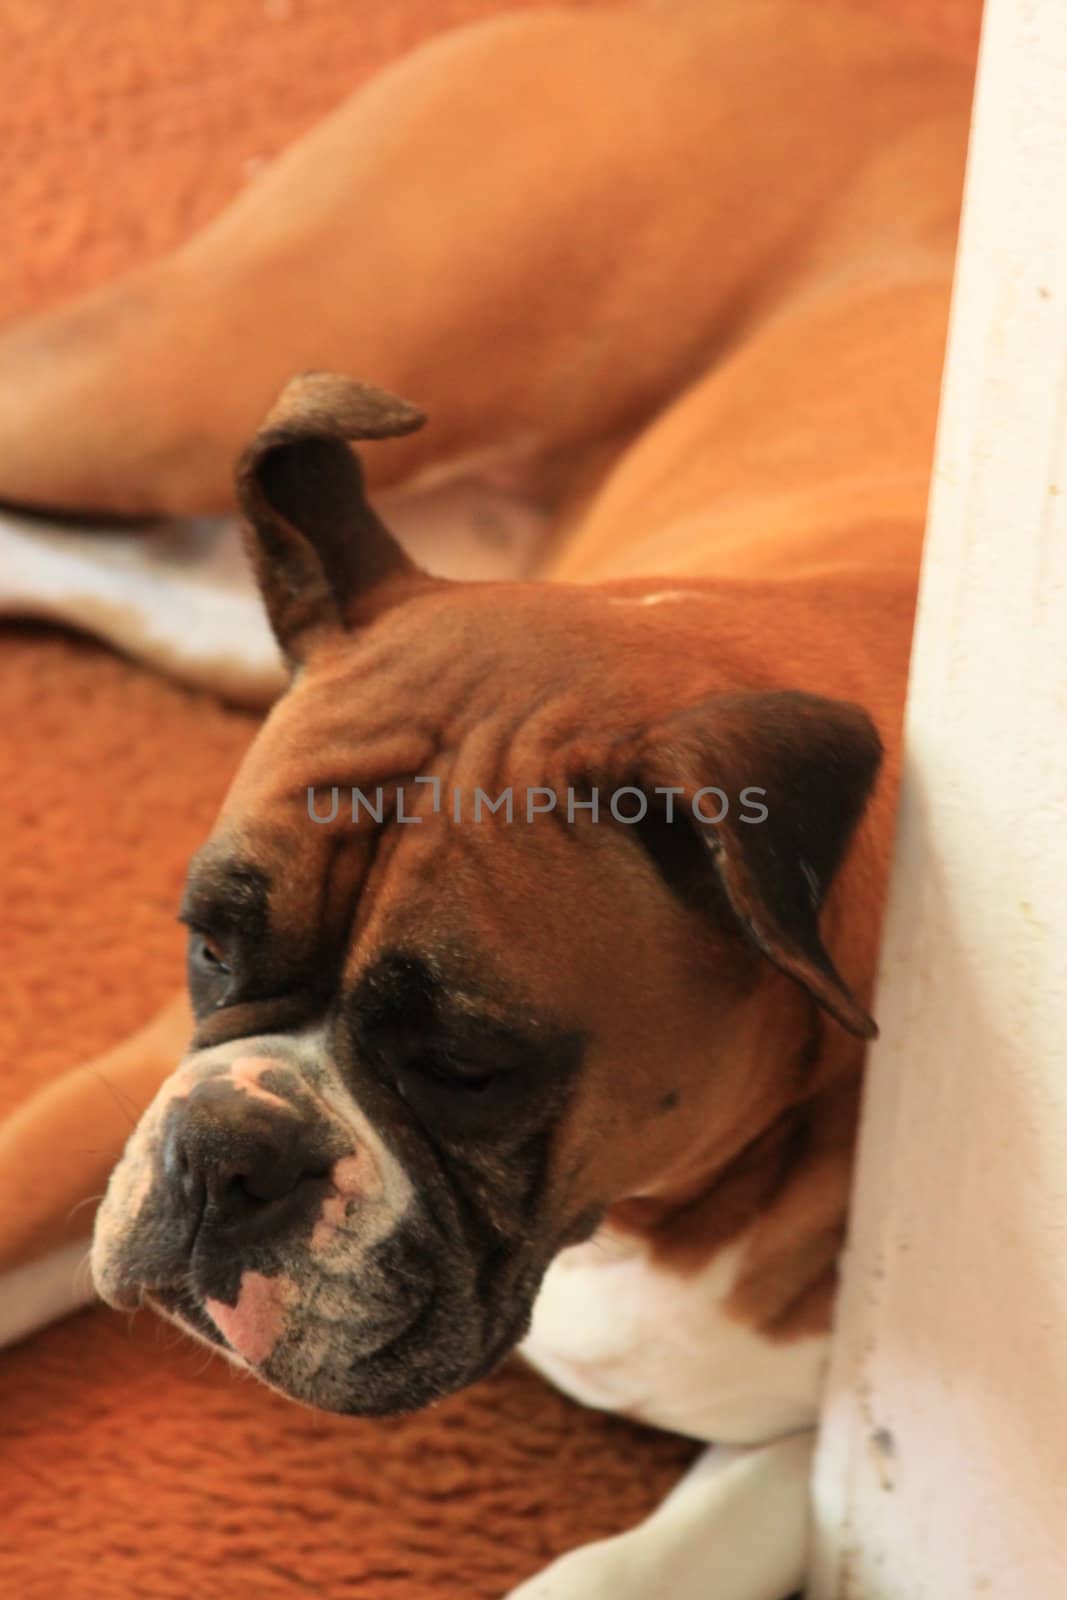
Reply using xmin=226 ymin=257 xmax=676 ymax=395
xmin=1 ymin=3 xmax=972 ymax=1596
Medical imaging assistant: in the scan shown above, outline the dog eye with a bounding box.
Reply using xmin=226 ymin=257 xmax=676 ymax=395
xmin=190 ymin=931 xmax=232 ymax=975
xmin=184 ymin=928 xmax=238 ymax=1018
xmin=404 ymin=1050 xmax=495 ymax=1095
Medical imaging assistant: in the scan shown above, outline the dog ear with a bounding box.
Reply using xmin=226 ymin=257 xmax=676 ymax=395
xmin=637 ymin=690 xmax=883 ymax=1038
xmin=235 ymin=372 xmax=428 ymax=663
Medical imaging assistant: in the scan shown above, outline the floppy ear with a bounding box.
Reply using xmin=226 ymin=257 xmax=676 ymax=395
xmin=235 ymin=371 xmax=427 ymax=663
xmin=640 ymin=690 xmax=884 ymax=1039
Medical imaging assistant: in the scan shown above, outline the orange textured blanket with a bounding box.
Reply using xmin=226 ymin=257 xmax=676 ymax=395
xmin=1 ymin=2 xmax=980 ymax=1595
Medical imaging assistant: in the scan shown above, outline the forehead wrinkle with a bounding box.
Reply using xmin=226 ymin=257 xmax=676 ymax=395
xmin=337 ymin=719 xmax=570 ymax=977
xmin=242 ymin=728 xmax=441 ymax=812
xmin=229 ymin=674 xmax=442 ymax=817
xmin=495 ymin=686 xmax=600 ymax=787
xmin=442 ymin=714 xmax=512 ymax=804
xmin=289 ymin=605 xmax=497 ymax=740
xmin=314 ymin=826 xmax=378 ymax=950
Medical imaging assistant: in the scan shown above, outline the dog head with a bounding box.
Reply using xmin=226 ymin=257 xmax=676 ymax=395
xmin=92 ymin=374 xmax=882 ymax=1414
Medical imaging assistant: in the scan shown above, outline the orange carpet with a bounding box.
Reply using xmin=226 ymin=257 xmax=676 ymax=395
xmin=1 ymin=2 xmax=981 ymax=1595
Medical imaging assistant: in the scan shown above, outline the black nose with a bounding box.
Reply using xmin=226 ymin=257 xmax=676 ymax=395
xmin=161 ymin=1080 xmax=331 ymax=1241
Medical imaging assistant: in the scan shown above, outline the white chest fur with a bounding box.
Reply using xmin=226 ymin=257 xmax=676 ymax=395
xmin=519 ymin=1226 xmax=827 ymax=1445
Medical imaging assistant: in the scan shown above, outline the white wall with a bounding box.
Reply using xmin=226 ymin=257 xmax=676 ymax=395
xmin=810 ymin=1 xmax=1067 ymax=1594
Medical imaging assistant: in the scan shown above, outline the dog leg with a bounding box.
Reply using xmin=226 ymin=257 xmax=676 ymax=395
xmin=0 ymin=989 xmax=191 ymax=1347
xmin=504 ymin=1431 xmax=813 ymax=1600
xmin=0 ymin=3 xmax=955 ymax=516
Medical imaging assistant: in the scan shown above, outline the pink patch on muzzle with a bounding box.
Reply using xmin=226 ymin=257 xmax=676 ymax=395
xmin=204 ymin=1270 xmax=296 ymax=1365
xmin=226 ymin=1056 xmax=293 ymax=1110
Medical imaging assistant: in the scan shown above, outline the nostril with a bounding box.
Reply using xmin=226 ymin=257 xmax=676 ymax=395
xmin=207 ymin=1148 xmax=332 ymax=1227
xmin=162 ymin=1122 xmax=201 ymax=1204
xmin=217 ymin=1170 xmax=272 ymax=1222
xmin=225 ymin=1161 xmax=309 ymax=1208
xmin=161 ymin=1100 xmax=335 ymax=1242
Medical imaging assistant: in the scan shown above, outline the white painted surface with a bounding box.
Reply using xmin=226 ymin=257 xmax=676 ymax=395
xmin=811 ymin=2 xmax=1067 ymax=1595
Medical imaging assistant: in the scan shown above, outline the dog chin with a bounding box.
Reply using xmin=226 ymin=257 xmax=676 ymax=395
xmin=269 ymin=1296 xmax=541 ymax=1418
xmin=149 ymin=1276 xmax=531 ymax=1417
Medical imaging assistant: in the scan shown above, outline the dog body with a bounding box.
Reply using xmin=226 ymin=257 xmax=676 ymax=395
xmin=2 ymin=5 xmax=971 ymax=1597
